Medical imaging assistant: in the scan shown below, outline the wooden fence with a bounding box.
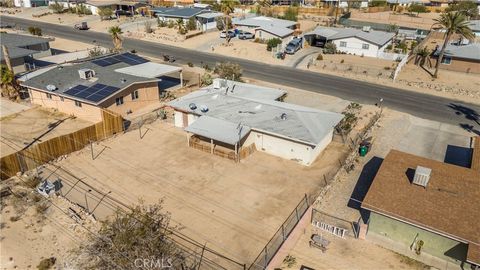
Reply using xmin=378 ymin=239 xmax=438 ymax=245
xmin=0 ymin=109 xmax=123 ymax=179
xmin=189 ymin=136 xmax=256 ymax=161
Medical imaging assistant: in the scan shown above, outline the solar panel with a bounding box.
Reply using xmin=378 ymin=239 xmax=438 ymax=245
xmin=103 ymin=86 xmax=119 ymax=94
xmin=114 ymin=53 xmax=148 ymax=66
xmin=64 ymin=85 xmax=88 ymax=95
xmin=88 ymin=94 xmax=107 ymax=102
xmin=92 ymin=57 xmax=121 ymax=67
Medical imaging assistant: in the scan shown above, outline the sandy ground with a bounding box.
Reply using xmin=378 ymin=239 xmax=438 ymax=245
xmin=302 ymin=53 xmax=480 ymax=104
xmin=0 ymin=106 xmax=93 ymax=157
xmin=272 ymin=108 xmax=472 ymax=270
xmin=0 ymin=176 xmax=97 ymax=270
xmin=0 ymin=98 xmax=30 ymax=118
xmin=350 ymin=10 xmax=439 ymax=30
xmin=213 ymin=40 xmax=286 ymax=65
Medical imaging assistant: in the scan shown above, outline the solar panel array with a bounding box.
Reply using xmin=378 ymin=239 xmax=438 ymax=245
xmin=64 ymin=83 xmax=120 ymax=103
xmin=92 ymin=53 xmax=148 ymax=67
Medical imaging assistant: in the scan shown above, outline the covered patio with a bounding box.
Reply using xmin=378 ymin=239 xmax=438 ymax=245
xmin=184 ymin=116 xmax=254 ymax=162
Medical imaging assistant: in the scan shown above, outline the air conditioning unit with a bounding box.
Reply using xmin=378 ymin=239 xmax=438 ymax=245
xmin=362 ymin=26 xmax=371 ymax=32
xmin=78 ymin=68 xmax=95 ymax=80
xmin=413 ymin=166 xmax=431 ymax=188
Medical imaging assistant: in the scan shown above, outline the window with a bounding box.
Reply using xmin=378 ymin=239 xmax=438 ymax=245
xmin=339 ymin=41 xmax=347 ymax=47
xmin=60 ymin=96 xmax=64 ymax=102
xmin=116 ymin=97 xmax=124 ymax=106
xmin=46 ymin=93 xmax=52 ymax=99
xmin=362 ymin=43 xmax=370 ymax=50
xmin=75 ymin=100 xmax=82 ymax=107
xmin=131 ymin=90 xmax=139 ymax=100
xmin=441 ymin=57 xmax=452 ymax=65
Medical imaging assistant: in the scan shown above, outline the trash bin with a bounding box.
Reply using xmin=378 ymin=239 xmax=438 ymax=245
xmin=359 ymin=145 xmax=368 ymax=157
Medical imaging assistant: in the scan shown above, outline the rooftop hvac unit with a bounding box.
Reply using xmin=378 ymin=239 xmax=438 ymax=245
xmin=362 ymin=26 xmax=371 ymax=32
xmin=78 ymin=68 xmax=95 ymax=80
xmin=413 ymin=166 xmax=431 ymax=188
xmin=46 ymin=84 xmax=57 ymax=91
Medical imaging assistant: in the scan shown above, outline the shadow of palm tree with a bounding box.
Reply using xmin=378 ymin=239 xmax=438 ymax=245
xmin=448 ymin=103 xmax=480 ymax=126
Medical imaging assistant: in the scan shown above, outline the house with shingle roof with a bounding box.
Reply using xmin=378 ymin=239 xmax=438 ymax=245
xmin=232 ymin=16 xmax=298 ymax=42
xmin=20 ymin=53 xmax=183 ymax=122
xmin=433 ymin=43 xmax=480 ymax=74
xmin=361 ymin=137 xmax=480 ymax=269
xmin=304 ymin=26 xmax=396 ymax=58
xmin=0 ymin=33 xmax=53 ymax=73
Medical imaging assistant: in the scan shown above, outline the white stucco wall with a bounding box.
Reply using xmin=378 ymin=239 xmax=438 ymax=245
xmin=333 ymin=37 xmax=381 ymax=58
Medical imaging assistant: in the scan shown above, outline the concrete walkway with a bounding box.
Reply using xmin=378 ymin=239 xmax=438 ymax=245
xmin=286 ymin=47 xmax=322 ymax=68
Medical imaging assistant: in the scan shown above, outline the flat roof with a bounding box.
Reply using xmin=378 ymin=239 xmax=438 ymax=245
xmin=185 ymin=116 xmax=251 ymax=145
xmin=0 ymin=33 xmax=52 ymax=61
xmin=152 ymin=7 xmax=206 ymax=18
xmin=362 ymin=149 xmax=480 ymax=264
xmin=115 ymin=62 xmax=182 ymax=78
xmin=233 ymin=16 xmax=297 ymax=29
xmin=168 ymin=79 xmax=343 ymax=146
xmin=434 ymin=43 xmax=480 ymax=61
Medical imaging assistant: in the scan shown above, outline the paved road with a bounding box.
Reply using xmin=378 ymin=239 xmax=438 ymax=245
xmin=3 ymin=16 xmax=480 ymax=129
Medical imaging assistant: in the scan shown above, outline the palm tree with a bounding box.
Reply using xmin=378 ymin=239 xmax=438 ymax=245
xmin=108 ymin=26 xmax=123 ymax=51
xmin=432 ymin=11 xmax=474 ymax=78
xmin=1 ymin=65 xmax=18 ymax=100
xmin=220 ymin=0 xmax=237 ymax=45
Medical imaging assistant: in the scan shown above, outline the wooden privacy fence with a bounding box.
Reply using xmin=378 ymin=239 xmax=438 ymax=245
xmin=1 ymin=109 xmax=123 ymax=179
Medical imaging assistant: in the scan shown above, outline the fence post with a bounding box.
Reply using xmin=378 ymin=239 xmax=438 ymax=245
xmin=264 ymin=247 xmax=268 ymax=269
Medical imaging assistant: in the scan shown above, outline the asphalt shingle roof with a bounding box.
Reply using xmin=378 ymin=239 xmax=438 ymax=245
xmin=0 ymin=33 xmax=52 ymax=61
xmin=305 ymin=26 xmax=395 ymax=46
xmin=152 ymin=7 xmax=207 ymax=19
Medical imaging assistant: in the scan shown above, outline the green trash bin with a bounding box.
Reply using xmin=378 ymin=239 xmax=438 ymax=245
xmin=359 ymin=145 xmax=368 ymax=157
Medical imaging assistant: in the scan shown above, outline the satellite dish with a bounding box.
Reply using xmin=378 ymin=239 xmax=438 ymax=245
xmin=189 ymin=103 xmax=197 ymax=110
xmin=46 ymin=84 xmax=57 ymax=91
xmin=280 ymin=113 xmax=287 ymax=120
xmin=200 ymin=105 xmax=209 ymax=113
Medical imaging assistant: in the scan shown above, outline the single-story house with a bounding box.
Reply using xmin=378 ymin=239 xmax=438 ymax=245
xmin=47 ymin=0 xmax=86 ymax=9
xmin=304 ymin=26 xmax=395 ymax=58
xmin=0 ymin=33 xmax=53 ymax=73
xmin=323 ymin=0 xmax=368 ymax=8
xmin=232 ymin=16 xmax=297 ymax=42
xmin=168 ymin=79 xmax=343 ymax=166
xmin=386 ymin=0 xmax=423 ymax=6
xmin=14 ymin=0 xmax=47 ymax=7
xmin=20 ymin=53 xmax=183 ymax=122
xmin=85 ymin=0 xmax=144 ymax=16
xmin=151 ymin=7 xmax=221 ymax=31
xmin=362 ymin=139 xmax=480 ymax=269
xmin=433 ymin=43 xmax=480 ymax=74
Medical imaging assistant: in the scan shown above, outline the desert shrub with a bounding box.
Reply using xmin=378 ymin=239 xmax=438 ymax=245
xmin=48 ymin=1 xmax=64 ymax=13
xmin=203 ymin=64 xmax=211 ymax=72
xmin=282 ymin=6 xmax=298 ymax=21
xmin=340 ymin=59 xmax=345 ymax=63
xmin=323 ymin=42 xmax=336 ymax=54
xmin=157 ymin=18 xmax=167 ymax=27
xmin=408 ymin=4 xmax=429 ymax=15
xmin=201 ymin=73 xmax=213 ymax=86
xmin=88 ymin=46 xmax=105 ymax=57
xmin=187 ymin=62 xmax=194 ymax=67
xmin=384 ymin=66 xmax=391 ymax=70
xmin=144 ymin=20 xmax=153 ymax=33
xmin=76 ymin=4 xmax=91 ymax=15
xmin=98 ymin=7 xmax=113 ymax=20
xmin=167 ymin=20 xmax=175 ymax=28
xmin=186 ymin=17 xmax=197 ymax=31
xmin=9 ymin=216 xmax=20 ymax=222
xmin=266 ymin=38 xmax=282 ymax=51
xmin=214 ymin=62 xmax=242 ymax=81
xmin=316 ymin=54 xmax=323 ymax=61
xmin=283 ymin=255 xmax=297 ymax=268
xmin=369 ymin=0 xmax=387 ymax=7
xmin=396 ymin=6 xmax=404 ymax=13
xmin=27 ymin=26 xmax=42 ymax=36
xmin=37 ymin=257 xmax=56 ymax=270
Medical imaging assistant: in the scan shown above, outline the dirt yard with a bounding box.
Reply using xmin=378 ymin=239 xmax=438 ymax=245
xmin=0 ymin=176 xmax=97 ymax=270
xmin=350 ymin=10 xmax=440 ymax=30
xmin=0 ymin=106 xmax=93 ymax=157
xmin=303 ymin=53 xmax=480 ymax=103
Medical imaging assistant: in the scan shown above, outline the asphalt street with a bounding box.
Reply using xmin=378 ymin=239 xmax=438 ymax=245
xmin=2 ymin=16 xmax=480 ymax=130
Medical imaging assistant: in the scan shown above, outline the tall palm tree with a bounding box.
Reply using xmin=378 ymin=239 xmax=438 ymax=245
xmin=220 ymin=0 xmax=237 ymax=45
xmin=1 ymin=65 xmax=18 ymax=100
xmin=108 ymin=26 xmax=123 ymax=51
xmin=432 ymin=11 xmax=474 ymax=78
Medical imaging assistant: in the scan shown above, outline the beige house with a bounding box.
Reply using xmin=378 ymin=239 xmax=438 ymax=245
xmin=21 ymin=53 xmax=182 ymax=122
xmin=433 ymin=43 xmax=480 ymax=74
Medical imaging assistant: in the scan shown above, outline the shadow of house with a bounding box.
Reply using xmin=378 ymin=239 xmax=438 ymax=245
xmin=444 ymin=242 xmax=468 ymax=263
xmin=348 ymin=156 xmax=383 ymax=222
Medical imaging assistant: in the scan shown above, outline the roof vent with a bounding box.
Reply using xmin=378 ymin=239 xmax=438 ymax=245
xmin=255 ymin=104 xmax=262 ymax=110
xmin=120 ymin=78 xmax=127 ymax=83
xmin=213 ymin=79 xmax=226 ymax=89
xmin=46 ymin=84 xmax=57 ymax=91
xmin=189 ymin=103 xmax=197 ymax=110
xmin=280 ymin=113 xmax=287 ymax=120
xmin=362 ymin=26 xmax=371 ymax=32
xmin=200 ymin=105 xmax=209 ymax=113
xmin=78 ymin=68 xmax=95 ymax=80
xmin=413 ymin=166 xmax=431 ymax=188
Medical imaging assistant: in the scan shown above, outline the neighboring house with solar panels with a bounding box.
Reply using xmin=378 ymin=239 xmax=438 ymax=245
xmin=168 ymin=79 xmax=344 ymax=166
xmin=20 ymin=53 xmax=183 ymax=122
xmin=0 ymin=33 xmax=53 ymax=73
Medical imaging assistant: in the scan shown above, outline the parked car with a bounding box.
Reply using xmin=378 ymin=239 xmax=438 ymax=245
xmin=238 ymin=31 xmax=255 ymax=40
xmin=284 ymin=38 xmax=302 ymax=54
xmin=74 ymin=22 xmax=89 ymax=30
xmin=220 ymin=30 xmax=235 ymax=38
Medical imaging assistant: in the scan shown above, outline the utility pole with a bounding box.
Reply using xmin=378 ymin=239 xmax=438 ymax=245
xmin=333 ymin=0 xmax=340 ymax=25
